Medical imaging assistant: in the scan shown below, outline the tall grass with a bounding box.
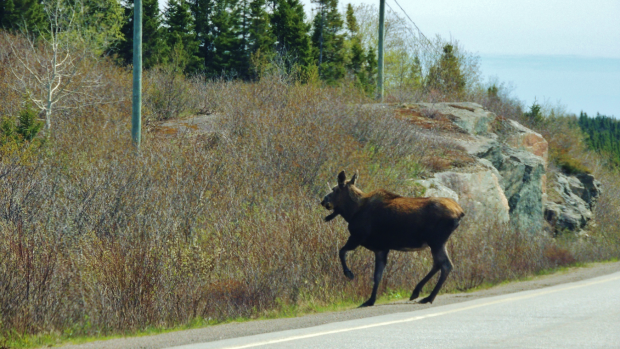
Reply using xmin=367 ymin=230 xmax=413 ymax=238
xmin=0 ymin=35 xmax=619 ymax=345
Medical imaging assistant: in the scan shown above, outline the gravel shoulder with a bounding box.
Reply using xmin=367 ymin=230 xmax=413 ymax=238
xmin=58 ymin=261 xmax=620 ymax=349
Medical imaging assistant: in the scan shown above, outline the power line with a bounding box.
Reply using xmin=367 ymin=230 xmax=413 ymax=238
xmin=388 ymin=0 xmax=437 ymax=52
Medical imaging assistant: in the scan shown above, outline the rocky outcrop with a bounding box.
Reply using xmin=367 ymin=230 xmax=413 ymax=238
xmin=400 ymin=103 xmax=572 ymax=234
xmin=544 ymin=173 xmax=602 ymax=233
xmin=430 ymin=169 xmax=511 ymax=224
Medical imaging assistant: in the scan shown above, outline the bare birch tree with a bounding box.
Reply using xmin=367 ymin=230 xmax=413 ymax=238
xmin=3 ymin=0 xmax=123 ymax=132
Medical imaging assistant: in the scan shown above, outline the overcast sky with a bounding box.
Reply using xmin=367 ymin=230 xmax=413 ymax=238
xmin=301 ymin=0 xmax=620 ymax=116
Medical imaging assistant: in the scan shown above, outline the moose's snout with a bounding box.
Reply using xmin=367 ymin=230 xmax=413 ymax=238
xmin=321 ymin=195 xmax=333 ymax=210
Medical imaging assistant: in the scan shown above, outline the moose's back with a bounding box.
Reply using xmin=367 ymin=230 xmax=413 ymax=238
xmin=352 ymin=193 xmax=464 ymax=251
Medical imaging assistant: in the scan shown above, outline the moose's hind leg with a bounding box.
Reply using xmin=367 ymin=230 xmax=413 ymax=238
xmin=410 ymin=264 xmax=439 ymax=301
xmin=419 ymin=245 xmax=453 ymax=304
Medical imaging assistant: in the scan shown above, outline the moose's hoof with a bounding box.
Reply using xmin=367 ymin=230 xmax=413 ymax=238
xmin=418 ymin=296 xmax=434 ymax=304
xmin=344 ymin=269 xmax=355 ymax=280
xmin=409 ymin=290 xmax=420 ymax=301
xmin=359 ymin=300 xmax=375 ymax=307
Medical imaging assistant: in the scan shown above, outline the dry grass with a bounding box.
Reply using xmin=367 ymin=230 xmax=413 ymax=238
xmin=0 ymin=34 xmax=619 ymax=346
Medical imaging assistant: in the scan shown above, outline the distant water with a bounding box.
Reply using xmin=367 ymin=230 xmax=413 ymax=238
xmin=479 ymin=55 xmax=620 ymax=118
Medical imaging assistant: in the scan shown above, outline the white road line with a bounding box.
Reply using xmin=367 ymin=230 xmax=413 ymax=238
xmin=171 ymin=273 xmax=620 ymax=349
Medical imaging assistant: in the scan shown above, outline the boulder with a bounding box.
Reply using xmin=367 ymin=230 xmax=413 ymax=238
xmin=544 ymin=173 xmax=602 ymax=233
xmin=502 ymin=119 xmax=549 ymax=165
xmin=425 ymin=170 xmax=510 ymax=224
xmin=574 ymin=173 xmax=602 ymax=207
xmin=413 ymin=178 xmax=459 ymax=202
xmin=410 ymin=102 xmax=497 ymax=135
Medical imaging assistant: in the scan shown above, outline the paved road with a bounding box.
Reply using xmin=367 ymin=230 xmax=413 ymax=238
xmin=167 ymin=271 xmax=620 ymax=349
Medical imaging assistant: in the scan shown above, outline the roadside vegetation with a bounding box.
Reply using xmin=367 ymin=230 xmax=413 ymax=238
xmin=1 ymin=0 xmax=620 ymax=347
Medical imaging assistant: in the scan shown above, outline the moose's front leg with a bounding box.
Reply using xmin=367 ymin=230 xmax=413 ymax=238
xmin=339 ymin=236 xmax=361 ymax=280
xmin=324 ymin=211 xmax=340 ymax=222
xmin=360 ymin=250 xmax=389 ymax=307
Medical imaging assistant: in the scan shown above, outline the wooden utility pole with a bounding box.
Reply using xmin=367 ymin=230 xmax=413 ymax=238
xmin=132 ymin=0 xmax=142 ymax=147
xmin=377 ymin=0 xmax=385 ymax=101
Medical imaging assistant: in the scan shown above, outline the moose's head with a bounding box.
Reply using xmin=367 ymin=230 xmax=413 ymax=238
xmin=321 ymin=171 xmax=362 ymax=222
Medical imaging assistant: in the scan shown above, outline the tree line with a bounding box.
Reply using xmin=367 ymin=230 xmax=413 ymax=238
xmin=0 ymin=0 xmax=379 ymax=90
xmin=578 ymin=112 xmax=620 ymax=167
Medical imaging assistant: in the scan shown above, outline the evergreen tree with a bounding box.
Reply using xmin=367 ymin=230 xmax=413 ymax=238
xmin=271 ymin=0 xmax=312 ymax=72
xmin=425 ymin=44 xmax=465 ymax=97
xmin=113 ymin=0 xmax=168 ymax=69
xmin=311 ymin=0 xmax=345 ymax=84
xmin=190 ymin=0 xmax=214 ymax=73
xmin=78 ymin=0 xmax=126 ymax=54
xmin=577 ymin=112 xmax=620 ymax=167
xmin=164 ymin=0 xmax=201 ymax=72
xmin=1 ymin=102 xmax=43 ymax=145
xmin=0 ymin=0 xmax=45 ymax=32
xmin=403 ymin=55 xmax=423 ymax=89
xmin=524 ymin=101 xmax=544 ymax=125
xmin=206 ymin=0 xmax=242 ymax=76
xmin=344 ymin=4 xmax=366 ymax=90
xmin=247 ymin=0 xmax=274 ymax=78
xmin=364 ymin=45 xmax=377 ymax=95
xmin=236 ymin=0 xmax=252 ymax=78
xmin=344 ymin=3 xmax=357 ymax=33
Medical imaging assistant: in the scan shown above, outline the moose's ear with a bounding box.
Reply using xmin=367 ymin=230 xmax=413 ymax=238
xmin=350 ymin=170 xmax=358 ymax=185
xmin=337 ymin=171 xmax=346 ymax=186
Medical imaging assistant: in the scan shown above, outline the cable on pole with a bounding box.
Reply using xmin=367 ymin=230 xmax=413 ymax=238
xmin=387 ymin=0 xmax=439 ymax=53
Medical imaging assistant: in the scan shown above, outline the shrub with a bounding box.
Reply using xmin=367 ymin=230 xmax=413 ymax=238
xmin=0 ymin=102 xmax=44 ymax=145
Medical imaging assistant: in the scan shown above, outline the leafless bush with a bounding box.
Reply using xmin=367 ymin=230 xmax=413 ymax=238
xmin=143 ymin=65 xmax=199 ymax=121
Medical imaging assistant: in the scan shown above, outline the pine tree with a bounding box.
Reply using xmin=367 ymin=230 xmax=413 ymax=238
xmin=577 ymin=112 xmax=620 ymax=167
xmin=236 ymin=0 xmax=252 ymax=78
xmin=524 ymin=101 xmax=544 ymax=125
xmin=364 ymin=45 xmax=377 ymax=95
xmin=271 ymin=0 xmax=312 ymax=72
xmin=165 ymin=0 xmax=202 ymax=72
xmin=425 ymin=44 xmax=466 ymax=97
xmin=311 ymin=0 xmax=345 ymax=84
xmin=344 ymin=3 xmax=357 ymax=33
xmin=1 ymin=102 xmax=43 ymax=145
xmin=207 ymin=0 xmax=242 ymax=76
xmin=345 ymin=4 xmax=365 ymax=89
xmin=78 ymin=0 xmax=126 ymax=54
xmin=113 ymin=0 xmax=168 ymax=69
xmin=190 ymin=0 xmax=215 ymax=72
xmin=0 ymin=0 xmax=45 ymax=32
xmin=247 ymin=0 xmax=274 ymax=79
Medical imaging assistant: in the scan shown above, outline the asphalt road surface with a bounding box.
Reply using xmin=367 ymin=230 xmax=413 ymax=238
xmin=167 ymin=271 xmax=620 ymax=349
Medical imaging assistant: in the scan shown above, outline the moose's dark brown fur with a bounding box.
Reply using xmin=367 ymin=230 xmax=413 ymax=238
xmin=321 ymin=171 xmax=465 ymax=307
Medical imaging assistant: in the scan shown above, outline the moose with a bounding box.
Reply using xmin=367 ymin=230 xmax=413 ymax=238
xmin=321 ymin=170 xmax=465 ymax=307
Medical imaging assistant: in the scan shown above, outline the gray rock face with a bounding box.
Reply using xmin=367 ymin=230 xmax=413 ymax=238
xmin=400 ymin=102 xmax=601 ymax=235
xmin=544 ymin=173 xmax=602 ymax=232
xmin=432 ymin=170 xmax=510 ymax=224
xmin=414 ymin=178 xmax=459 ymax=202
xmin=493 ymin=146 xmax=547 ymax=234
xmin=412 ymin=102 xmax=497 ymax=135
